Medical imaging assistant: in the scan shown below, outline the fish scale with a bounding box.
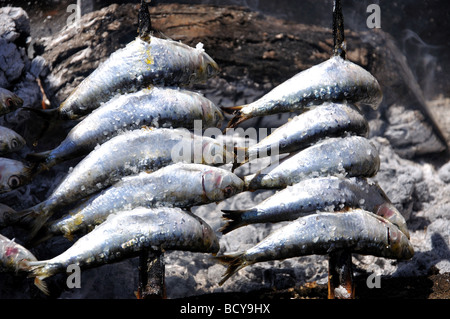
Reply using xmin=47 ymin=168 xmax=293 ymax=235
xmin=41 ymin=163 xmax=243 ymax=241
xmin=28 ymin=207 xmax=220 ymax=295
xmin=226 ymin=55 xmax=383 ymax=128
xmin=58 ymin=36 xmax=219 ymax=120
xmin=26 ymin=87 xmax=224 ymax=169
xmin=19 ymin=128 xmax=235 ymax=239
xmin=244 ymin=135 xmax=380 ymax=190
xmin=216 ymin=210 xmax=414 ymax=285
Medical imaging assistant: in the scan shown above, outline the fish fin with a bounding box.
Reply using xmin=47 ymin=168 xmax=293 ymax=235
xmin=219 ymin=209 xmax=249 ymax=234
xmin=215 ymin=253 xmax=247 ymax=286
xmin=28 ymin=262 xmax=50 ymax=295
xmin=221 ymin=105 xmax=243 ymax=115
xmin=17 ymin=203 xmax=51 ymax=241
xmin=226 ymin=110 xmax=250 ymax=129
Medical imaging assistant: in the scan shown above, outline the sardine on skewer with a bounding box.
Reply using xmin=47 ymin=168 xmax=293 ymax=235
xmin=0 ymin=126 xmax=26 ymax=155
xmin=26 ymin=87 xmax=224 ymax=169
xmin=0 ymin=234 xmax=37 ymax=272
xmin=243 ymin=102 xmax=368 ymax=165
xmin=29 ymin=207 xmax=220 ymax=295
xmin=216 ymin=209 xmax=414 ymax=285
xmin=0 ymin=88 xmax=23 ymax=116
xmin=0 ymin=157 xmax=34 ymax=194
xmin=244 ymin=136 xmax=380 ymax=190
xmin=19 ymin=127 xmax=236 ymax=238
xmin=52 ymin=35 xmax=219 ymax=120
xmin=221 ymin=176 xmax=409 ymax=238
xmin=42 ymin=163 xmax=243 ymax=241
xmin=225 ymin=54 xmax=383 ymax=128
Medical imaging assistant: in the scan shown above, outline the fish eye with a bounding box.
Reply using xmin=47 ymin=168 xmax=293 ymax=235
xmin=10 ymin=139 xmax=18 ymax=149
xmin=206 ymin=64 xmax=216 ymax=77
xmin=8 ymin=175 xmax=21 ymax=189
xmin=5 ymin=98 xmax=12 ymax=107
xmin=223 ymin=185 xmax=234 ymax=197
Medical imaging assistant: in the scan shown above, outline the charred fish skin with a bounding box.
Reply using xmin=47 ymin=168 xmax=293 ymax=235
xmin=59 ymin=36 xmax=219 ymax=120
xmin=221 ymin=176 xmax=409 ymax=238
xmin=0 ymin=234 xmax=37 ymax=272
xmin=245 ymin=136 xmax=380 ymax=190
xmin=26 ymin=87 xmax=224 ymax=168
xmin=0 ymin=88 xmax=23 ymax=116
xmin=45 ymin=163 xmax=243 ymax=239
xmin=246 ymin=102 xmax=368 ymax=161
xmin=216 ymin=210 xmax=414 ymax=285
xmin=0 ymin=126 xmax=26 ymax=155
xmin=20 ymin=128 xmax=235 ymax=238
xmin=227 ymin=56 xmax=382 ymax=128
xmin=0 ymin=157 xmax=33 ymax=194
xmin=29 ymin=207 xmax=220 ymax=294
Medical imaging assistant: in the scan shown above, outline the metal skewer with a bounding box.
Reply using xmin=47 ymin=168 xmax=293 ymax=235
xmin=327 ymin=0 xmax=354 ymax=299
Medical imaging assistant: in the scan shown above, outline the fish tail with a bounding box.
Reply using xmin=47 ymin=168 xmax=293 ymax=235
xmin=221 ymin=105 xmax=243 ymax=115
xmin=220 ymin=209 xmax=249 ymax=234
xmin=28 ymin=261 xmax=50 ymax=295
xmin=17 ymin=203 xmax=52 ymax=241
xmin=215 ymin=253 xmax=247 ymax=286
xmin=226 ymin=111 xmax=250 ymax=129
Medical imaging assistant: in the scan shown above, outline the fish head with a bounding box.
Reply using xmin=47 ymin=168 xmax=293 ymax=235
xmin=0 ymin=88 xmax=23 ymax=114
xmin=199 ymin=219 xmax=220 ymax=254
xmin=376 ymin=202 xmax=410 ymax=239
xmin=386 ymin=223 xmax=415 ymax=260
xmin=0 ymin=158 xmax=33 ymax=194
xmin=0 ymin=133 xmax=26 ymax=154
xmin=200 ymin=99 xmax=225 ymax=128
xmin=196 ymin=51 xmax=220 ymax=83
xmin=201 ymin=168 xmax=244 ymax=202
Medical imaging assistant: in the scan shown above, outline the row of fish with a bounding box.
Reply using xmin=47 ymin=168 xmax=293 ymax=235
xmin=212 ymin=15 xmax=413 ymax=287
xmin=0 ymin=20 xmax=231 ymax=295
xmin=1 ymin=3 xmax=414 ymax=298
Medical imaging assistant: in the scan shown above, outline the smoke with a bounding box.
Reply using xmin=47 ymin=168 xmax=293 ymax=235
xmin=400 ymin=29 xmax=442 ymax=100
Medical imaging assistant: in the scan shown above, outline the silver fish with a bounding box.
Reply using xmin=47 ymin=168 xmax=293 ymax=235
xmin=0 ymin=126 xmax=26 ymax=155
xmin=0 ymin=88 xmax=23 ymax=116
xmin=56 ymin=36 xmax=219 ymax=120
xmin=244 ymin=136 xmax=380 ymax=190
xmin=27 ymin=87 xmax=224 ymax=168
xmin=0 ymin=157 xmax=33 ymax=194
xmin=226 ymin=56 xmax=382 ymax=128
xmin=216 ymin=209 xmax=414 ymax=285
xmin=29 ymin=207 xmax=220 ymax=295
xmin=221 ymin=176 xmax=409 ymax=238
xmin=20 ymin=127 xmax=235 ymax=237
xmin=245 ymin=102 xmax=368 ymax=163
xmin=0 ymin=234 xmax=37 ymax=272
xmin=44 ymin=163 xmax=243 ymax=240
